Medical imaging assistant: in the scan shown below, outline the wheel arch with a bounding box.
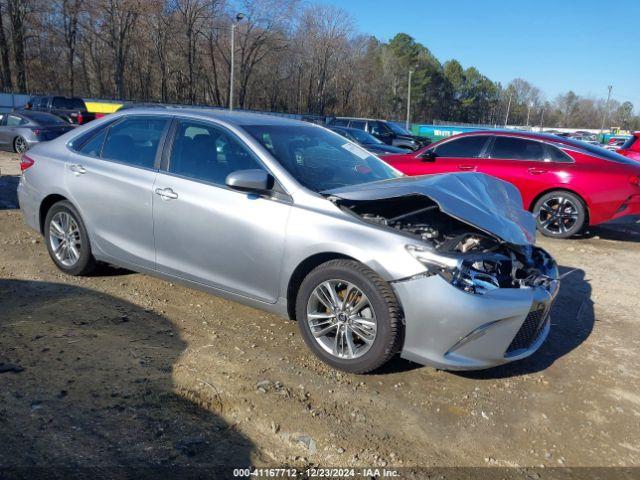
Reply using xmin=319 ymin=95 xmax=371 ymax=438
xmin=528 ymin=187 xmax=590 ymax=225
xmin=286 ymin=252 xmax=357 ymax=320
xmin=39 ymin=194 xmax=70 ymax=234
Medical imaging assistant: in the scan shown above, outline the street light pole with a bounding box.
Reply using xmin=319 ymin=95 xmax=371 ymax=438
xmin=405 ymin=69 xmax=413 ymax=131
xmin=229 ymin=13 xmax=245 ymax=111
xmin=599 ymin=85 xmax=613 ymax=136
xmin=503 ymin=91 xmax=512 ymax=127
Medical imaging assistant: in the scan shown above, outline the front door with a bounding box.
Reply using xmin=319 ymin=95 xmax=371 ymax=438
xmin=153 ymin=119 xmax=290 ymax=303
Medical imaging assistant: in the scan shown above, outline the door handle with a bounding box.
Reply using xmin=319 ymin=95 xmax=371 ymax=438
xmin=528 ymin=167 xmax=548 ymax=175
xmin=69 ymin=164 xmax=87 ymax=175
xmin=457 ymin=164 xmax=475 ymax=171
xmin=154 ymin=187 xmax=178 ymax=200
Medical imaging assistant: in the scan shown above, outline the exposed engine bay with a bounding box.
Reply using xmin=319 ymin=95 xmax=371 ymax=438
xmin=334 ymin=195 xmax=559 ymax=292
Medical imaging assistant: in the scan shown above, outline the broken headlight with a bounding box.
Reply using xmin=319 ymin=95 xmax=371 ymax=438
xmin=406 ymin=245 xmax=509 ymax=295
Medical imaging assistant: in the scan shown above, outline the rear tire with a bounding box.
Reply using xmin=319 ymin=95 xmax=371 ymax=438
xmin=533 ymin=191 xmax=586 ymax=239
xmin=44 ymin=200 xmax=96 ymax=276
xmin=13 ymin=136 xmax=28 ymax=153
xmin=295 ymin=259 xmax=403 ymax=373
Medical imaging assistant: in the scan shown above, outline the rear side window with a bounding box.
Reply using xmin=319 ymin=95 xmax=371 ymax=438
xmin=52 ymin=97 xmax=86 ymax=110
xmin=435 ymin=135 xmax=489 ymax=158
xmin=331 ymin=119 xmax=349 ymax=127
xmin=6 ymin=114 xmax=27 ymax=126
xmin=101 ymin=116 xmax=169 ymax=169
xmin=544 ymin=144 xmax=573 ymax=163
xmin=490 ymin=137 xmax=545 ymax=161
xmin=350 ymin=120 xmax=366 ymax=130
xmin=79 ymin=129 xmax=108 ymax=157
xmin=168 ymin=120 xmax=264 ymax=186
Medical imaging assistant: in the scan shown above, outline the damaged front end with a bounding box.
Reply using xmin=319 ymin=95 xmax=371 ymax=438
xmin=326 ymin=173 xmax=559 ymax=295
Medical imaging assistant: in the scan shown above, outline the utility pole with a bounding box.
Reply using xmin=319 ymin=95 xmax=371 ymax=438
xmin=526 ymin=101 xmax=532 ymax=128
xmin=599 ymin=85 xmax=613 ymax=136
xmin=405 ymin=69 xmax=414 ymax=131
xmin=229 ymin=13 xmax=245 ymax=110
xmin=503 ymin=91 xmax=512 ymax=127
xmin=540 ymin=107 xmax=545 ymax=132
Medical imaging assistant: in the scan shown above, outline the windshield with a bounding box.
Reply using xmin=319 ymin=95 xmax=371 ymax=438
xmin=243 ymin=124 xmax=402 ymax=192
xmin=348 ymin=128 xmax=383 ymax=144
xmin=387 ymin=122 xmax=412 ymax=135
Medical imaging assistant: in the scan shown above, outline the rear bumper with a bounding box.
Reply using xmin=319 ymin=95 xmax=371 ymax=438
xmin=17 ymin=178 xmax=40 ymax=233
xmin=393 ymin=274 xmax=558 ymax=370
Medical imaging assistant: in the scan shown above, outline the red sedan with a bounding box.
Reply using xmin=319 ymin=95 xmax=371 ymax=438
xmin=618 ymin=131 xmax=640 ymax=161
xmin=381 ymin=131 xmax=640 ymax=238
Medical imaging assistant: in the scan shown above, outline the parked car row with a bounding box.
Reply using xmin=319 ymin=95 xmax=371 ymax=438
xmin=380 ymin=130 xmax=640 ymax=238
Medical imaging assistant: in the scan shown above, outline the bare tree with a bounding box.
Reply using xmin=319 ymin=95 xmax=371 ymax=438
xmin=60 ymin=0 xmax=83 ymax=95
xmin=0 ymin=1 xmax=12 ymax=90
xmin=99 ymin=0 xmax=140 ymax=98
xmin=7 ymin=0 xmax=27 ymax=91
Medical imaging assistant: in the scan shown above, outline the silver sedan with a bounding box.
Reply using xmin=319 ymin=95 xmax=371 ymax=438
xmin=18 ymin=108 xmax=559 ymax=373
xmin=0 ymin=110 xmax=75 ymax=153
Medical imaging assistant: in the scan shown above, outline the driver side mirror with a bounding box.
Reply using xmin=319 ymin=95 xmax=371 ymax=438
xmin=418 ymin=150 xmax=437 ymax=162
xmin=226 ymin=169 xmax=273 ymax=193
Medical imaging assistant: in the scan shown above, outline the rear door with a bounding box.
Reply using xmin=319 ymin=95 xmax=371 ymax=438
xmin=478 ymin=136 xmax=574 ymax=207
xmin=153 ymin=118 xmax=291 ymax=303
xmin=65 ymin=115 xmax=171 ymax=270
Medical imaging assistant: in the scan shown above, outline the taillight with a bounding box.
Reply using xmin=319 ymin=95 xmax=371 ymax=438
xmin=20 ymin=154 xmax=34 ymax=172
xmin=77 ymin=112 xmax=84 ymax=124
xmin=629 ymin=175 xmax=640 ymax=187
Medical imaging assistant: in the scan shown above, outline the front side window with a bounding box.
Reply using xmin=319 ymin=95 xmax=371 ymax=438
xmin=332 ymin=119 xmax=349 ymax=127
xmin=350 ymin=120 xmax=366 ymax=130
xmin=435 ymin=135 xmax=489 ymax=158
xmin=101 ymin=116 xmax=168 ymax=168
xmin=169 ymin=120 xmax=264 ymax=186
xmin=490 ymin=137 xmax=545 ymax=161
xmin=243 ymin=124 xmax=401 ymax=192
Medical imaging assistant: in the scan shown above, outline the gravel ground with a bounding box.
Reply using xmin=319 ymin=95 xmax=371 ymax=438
xmin=1 ymin=150 xmax=639 ymax=473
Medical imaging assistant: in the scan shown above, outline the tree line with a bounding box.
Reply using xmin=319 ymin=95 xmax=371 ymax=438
xmin=1 ymin=0 xmax=638 ymax=130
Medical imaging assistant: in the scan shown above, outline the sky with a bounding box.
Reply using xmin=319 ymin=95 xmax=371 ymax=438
xmin=321 ymin=0 xmax=640 ymax=110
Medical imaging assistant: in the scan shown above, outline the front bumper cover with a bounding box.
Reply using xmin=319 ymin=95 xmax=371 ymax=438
xmin=392 ymin=274 xmax=558 ymax=370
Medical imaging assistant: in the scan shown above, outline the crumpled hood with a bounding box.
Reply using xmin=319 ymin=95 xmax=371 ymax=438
xmin=326 ymin=172 xmax=536 ymax=245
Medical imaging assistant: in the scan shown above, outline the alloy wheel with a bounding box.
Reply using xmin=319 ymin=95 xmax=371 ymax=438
xmin=538 ymin=196 xmax=579 ymax=235
xmin=48 ymin=211 xmax=82 ymax=267
xmin=306 ymin=279 xmax=377 ymax=360
xmin=14 ymin=136 xmax=27 ymax=153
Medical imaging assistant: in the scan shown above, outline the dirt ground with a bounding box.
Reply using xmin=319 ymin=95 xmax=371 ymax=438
xmin=1 ymin=150 xmax=639 ymax=474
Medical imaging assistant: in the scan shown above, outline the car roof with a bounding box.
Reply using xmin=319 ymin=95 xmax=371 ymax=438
xmin=333 ymin=116 xmax=383 ymax=122
xmin=118 ymin=107 xmax=312 ymax=128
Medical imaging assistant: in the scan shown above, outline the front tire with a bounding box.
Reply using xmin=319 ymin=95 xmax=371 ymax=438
xmin=44 ymin=200 xmax=96 ymax=276
xmin=295 ymin=260 xmax=403 ymax=373
xmin=534 ymin=191 xmax=587 ymax=238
